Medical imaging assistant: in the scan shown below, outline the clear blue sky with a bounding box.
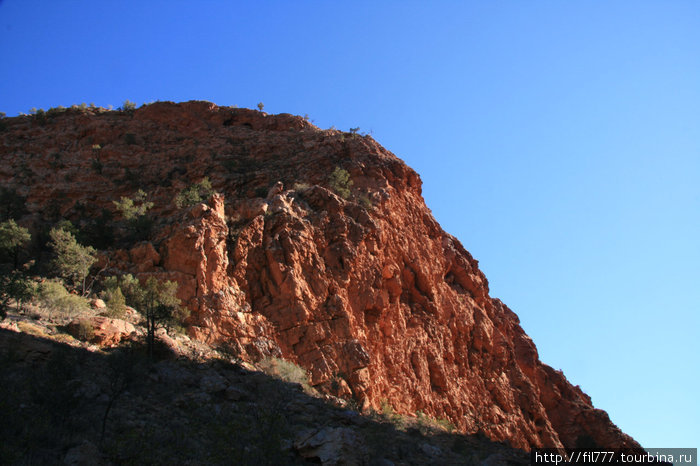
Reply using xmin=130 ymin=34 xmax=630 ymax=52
xmin=1 ymin=1 xmax=698 ymax=449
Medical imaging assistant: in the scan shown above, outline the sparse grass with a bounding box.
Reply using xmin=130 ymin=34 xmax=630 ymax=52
xmin=378 ymin=399 xmax=405 ymax=429
xmin=17 ymin=321 xmax=49 ymax=338
xmin=259 ymin=356 xmax=312 ymax=393
xmin=49 ymin=333 xmax=78 ymax=345
xmin=293 ymin=182 xmax=311 ymax=192
xmin=367 ymin=403 xmax=458 ymax=436
xmin=416 ymin=410 xmax=457 ymax=433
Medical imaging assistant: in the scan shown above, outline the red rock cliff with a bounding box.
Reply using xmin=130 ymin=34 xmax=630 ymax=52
xmin=0 ymin=101 xmax=640 ymax=451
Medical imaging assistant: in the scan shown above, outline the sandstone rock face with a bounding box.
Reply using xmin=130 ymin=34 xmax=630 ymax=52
xmin=0 ymin=101 xmax=640 ymax=450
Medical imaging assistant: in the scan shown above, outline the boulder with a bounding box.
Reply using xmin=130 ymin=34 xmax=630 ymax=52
xmin=89 ymin=298 xmax=106 ymax=310
xmin=294 ymin=427 xmax=368 ymax=466
xmin=67 ymin=316 xmax=135 ymax=347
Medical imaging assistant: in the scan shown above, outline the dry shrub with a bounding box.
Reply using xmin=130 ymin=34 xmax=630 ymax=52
xmin=259 ymin=357 xmax=311 ymax=392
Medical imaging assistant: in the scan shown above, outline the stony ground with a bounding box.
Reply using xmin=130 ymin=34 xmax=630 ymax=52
xmin=0 ymin=306 xmax=529 ymax=465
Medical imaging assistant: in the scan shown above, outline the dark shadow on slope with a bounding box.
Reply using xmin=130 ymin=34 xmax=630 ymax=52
xmin=0 ymin=328 xmax=529 ymax=465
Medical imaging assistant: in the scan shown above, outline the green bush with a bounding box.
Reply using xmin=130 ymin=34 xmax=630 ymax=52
xmin=104 ymin=274 xmax=185 ymax=356
xmin=329 ymin=166 xmax=353 ymax=199
xmin=136 ymin=277 xmax=183 ymax=358
xmin=0 ymin=219 xmax=31 ymax=268
xmin=113 ymin=189 xmax=153 ymax=221
xmin=48 ymin=226 xmax=97 ymax=294
xmin=174 ymin=177 xmax=214 ymax=209
xmin=380 ymin=399 xmax=404 ymax=428
xmin=415 ymin=410 xmax=457 ymax=433
xmin=102 ymin=274 xmax=142 ymax=313
xmin=37 ymin=280 xmax=90 ymax=318
xmin=102 ymin=286 xmax=127 ymax=319
xmin=0 ymin=271 xmax=36 ymax=319
xmin=121 ymin=100 xmax=137 ymax=111
xmin=33 ymin=108 xmax=46 ymax=123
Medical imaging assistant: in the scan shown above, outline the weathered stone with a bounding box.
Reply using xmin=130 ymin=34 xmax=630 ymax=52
xmin=89 ymin=298 xmax=106 ymax=310
xmin=67 ymin=316 xmax=135 ymax=347
xmin=294 ymin=427 xmax=368 ymax=465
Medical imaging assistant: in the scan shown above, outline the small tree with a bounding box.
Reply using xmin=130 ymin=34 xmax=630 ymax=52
xmin=121 ymin=100 xmax=137 ymax=111
xmin=257 ymin=102 xmax=265 ymax=112
xmin=113 ymin=189 xmax=154 ymax=241
xmin=174 ymin=177 xmax=214 ymax=209
xmin=134 ymin=277 xmax=182 ymax=359
xmin=0 ymin=220 xmax=31 ymax=269
xmin=0 ymin=271 xmax=35 ymax=319
xmin=113 ymin=189 xmax=153 ymax=220
xmin=329 ymin=166 xmax=353 ymax=199
xmin=0 ymin=220 xmax=33 ymax=318
xmin=49 ymin=226 xmax=97 ymax=295
xmin=102 ymin=286 xmax=127 ymax=318
xmin=103 ymin=274 xmax=141 ymax=300
xmin=107 ymin=274 xmax=184 ymax=358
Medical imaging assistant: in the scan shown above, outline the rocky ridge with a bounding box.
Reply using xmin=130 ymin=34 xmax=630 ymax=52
xmin=0 ymin=101 xmax=640 ymax=451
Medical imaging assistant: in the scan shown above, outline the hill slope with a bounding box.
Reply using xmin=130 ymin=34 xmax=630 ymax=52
xmin=0 ymin=101 xmax=639 ymax=451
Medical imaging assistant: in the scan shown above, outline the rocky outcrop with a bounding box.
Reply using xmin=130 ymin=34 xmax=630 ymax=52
xmin=67 ymin=316 xmax=135 ymax=347
xmin=0 ymin=101 xmax=640 ymax=451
